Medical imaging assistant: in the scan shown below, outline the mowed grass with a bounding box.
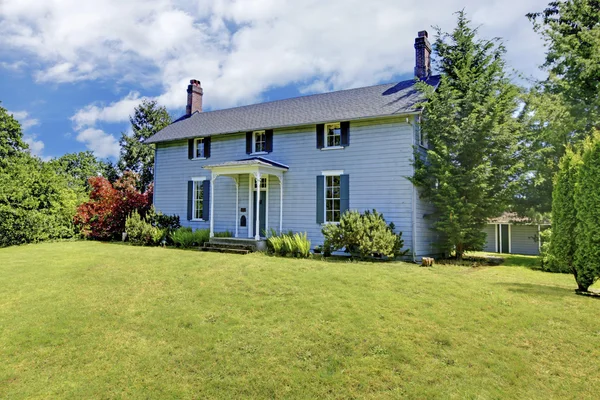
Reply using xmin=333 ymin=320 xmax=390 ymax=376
xmin=1 ymin=243 xmax=599 ymax=399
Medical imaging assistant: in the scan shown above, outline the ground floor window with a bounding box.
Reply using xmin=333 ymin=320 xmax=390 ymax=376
xmin=194 ymin=181 xmax=204 ymax=220
xmin=325 ymin=175 xmax=341 ymax=223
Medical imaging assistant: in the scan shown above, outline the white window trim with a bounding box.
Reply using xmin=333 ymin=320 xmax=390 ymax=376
xmin=252 ymin=130 xmax=267 ymax=154
xmin=323 ymin=173 xmax=342 ymax=224
xmin=248 ymin=175 xmax=269 ymax=238
xmin=324 ymin=122 xmax=344 ymax=149
xmin=191 ymin=177 xmax=206 ymax=221
xmin=193 ymin=137 xmax=207 ymax=160
xmin=322 ymin=170 xmax=344 ymax=176
xmin=415 ymin=115 xmax=428 ymax=149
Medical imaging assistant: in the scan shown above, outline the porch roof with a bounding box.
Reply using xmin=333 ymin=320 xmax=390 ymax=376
xmin=203 ymin=156 xmax=289 ymax=174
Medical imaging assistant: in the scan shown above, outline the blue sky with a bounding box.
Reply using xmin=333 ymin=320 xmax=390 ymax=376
xmin=0 ymin=0 xmax=549 ymax=161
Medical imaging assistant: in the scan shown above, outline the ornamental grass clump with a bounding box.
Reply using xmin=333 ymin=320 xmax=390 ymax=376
xmin=266 ymin=229 xmax=311 ymax=258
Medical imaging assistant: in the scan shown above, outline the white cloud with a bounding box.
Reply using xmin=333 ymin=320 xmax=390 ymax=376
xmin=0 ymin=60 xmax=26 ymax=71
xmin=1 ymin=0 xmax=550 ymax=129
xmin=23 ymin=134 xmax=50 ymax=160
xmin=7 ymin=109 xmax=49 ymax=159
xmin=76 ymin=128 xmax=120 ymax=159
xmin=71 ymin=91 xmax=144 ymax=129
xmin=8 ymin=110 xmax=39 ymax=130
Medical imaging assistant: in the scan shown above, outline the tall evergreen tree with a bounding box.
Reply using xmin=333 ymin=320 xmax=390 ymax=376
xmin=411 ymin=11 xmax=522 ymax=259
xmin=573 ymin=131 xmax=600 ymax=291
xmin=549 ymin=146 xmax=581 ymax=279
xmin=118 ymin=100 xmax=171 ymax=191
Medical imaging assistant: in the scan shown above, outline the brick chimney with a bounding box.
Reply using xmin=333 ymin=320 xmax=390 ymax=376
xmin=186 ymin=79 xmax=203 ymax=115
xmin=414 ymin=30 xmax=431 ymax=79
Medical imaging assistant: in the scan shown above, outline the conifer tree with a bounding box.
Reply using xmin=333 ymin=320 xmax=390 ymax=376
xmin=549 ymin=147 xmax=581 ymax=278
xmin=411 ymin=11 xmax=522 ymax=259
xmin=573 ymin=131 xmax=600 ymax=291
xmin=119 ymin=100 xmax=171 ymax=192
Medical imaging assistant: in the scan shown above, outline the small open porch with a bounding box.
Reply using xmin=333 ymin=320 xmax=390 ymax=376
xmin=203 ymin=157 xmax=289 ymax=240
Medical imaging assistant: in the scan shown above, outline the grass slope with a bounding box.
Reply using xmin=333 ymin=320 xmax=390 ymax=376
xmin=0 ymin=242 xmax=599 ymax=399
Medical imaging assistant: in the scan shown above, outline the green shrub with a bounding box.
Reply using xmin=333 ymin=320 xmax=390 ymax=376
xmin=322 ymin=209 xmax=409 ymax=260
xmin=125 ymin=211 xmax=165 ymax=246
xmin=539 ymin=228 xmax=557 ymax=272
xmin=266 ymin=229 xmax=311 ymax=258
xmin=214 ymin=231 xmax=233 ymax=238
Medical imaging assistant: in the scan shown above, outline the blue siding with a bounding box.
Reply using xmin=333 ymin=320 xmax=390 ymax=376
xmin=154 ymin=116 xmax=436 ymax=256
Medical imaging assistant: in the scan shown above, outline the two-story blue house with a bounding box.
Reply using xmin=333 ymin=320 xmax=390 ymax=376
xmin=147 ymin=31 xmax=441 ymax=260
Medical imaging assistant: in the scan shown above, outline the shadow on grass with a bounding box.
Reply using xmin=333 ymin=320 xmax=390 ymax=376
xmin=500 ymin=254 xmax=542 ymax=269
xmin=495 ymin=282 xmax=575 ymax=299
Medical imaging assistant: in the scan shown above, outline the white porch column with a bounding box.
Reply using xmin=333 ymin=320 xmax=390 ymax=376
xmin=209 ymin=174 xmax=216 ymax=238
xmin=279 ymin=175 xmax=283 ymax=234
xmin=254 ymin=172 xmax=261 ymax=240
xmin=234 ymin=176 xmax=239 ymax=238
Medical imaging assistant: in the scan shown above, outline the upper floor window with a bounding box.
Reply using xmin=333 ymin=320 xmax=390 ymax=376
xmin=316 ymin=122 xmax=349 ymax=150
xmin=246 ymin=130 xmax=273 ymax=154
xmin=195 ymin=138 xmax=205 ymax=158
xmin=325 ymin=123 xmax=341 ymax=148
xmin=416 ymin=116 xmax=427 ymax=147
xmin=254 ymin=130 xmax=266 ymax=153
xmin=188 ymin=137 xmax=211 ymax=159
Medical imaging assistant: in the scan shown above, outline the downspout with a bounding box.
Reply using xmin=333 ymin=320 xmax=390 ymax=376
xmin=411 ymin=116 xmax=417 ymax=263
xmin=153 ymin=146 xmax=157 ymax=205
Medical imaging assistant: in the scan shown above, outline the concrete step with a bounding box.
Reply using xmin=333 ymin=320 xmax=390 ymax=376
xmin=199 ymin=246 xmax=251 ymax=255
xmin=209 ymin=237 xmax=260 ymax=247
xmin=203 ymin=242 xmax=255 ymax=251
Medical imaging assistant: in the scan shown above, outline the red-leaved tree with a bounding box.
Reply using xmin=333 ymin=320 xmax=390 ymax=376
xmin=74 ymin=171 xmax=153 ymax=240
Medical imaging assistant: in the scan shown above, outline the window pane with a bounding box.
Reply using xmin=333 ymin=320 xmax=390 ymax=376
xmin=333 ymin=199 xmax=340 ymax=211
xmin=254 ymin=131 xmax=265 ymax=152
xmin=333 ymin=211 xmax=340 ymax=222
xmin=194 ymin=183 xmax=203 ymax=219
xmin=196 ymin=139 xmax=204 ymax=158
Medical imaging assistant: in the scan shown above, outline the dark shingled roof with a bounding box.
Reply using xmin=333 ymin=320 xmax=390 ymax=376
xmin=146 ymin=75 xmax=440 ymax=144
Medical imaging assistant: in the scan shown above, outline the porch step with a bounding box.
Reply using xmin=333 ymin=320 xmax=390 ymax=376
xmin=199 ymin=246 xmax=251 ymax=255
xmin=202 ymin=242 xmax=256 ymax=251
xmin=208 ymin=237 xmax=260 ymax=247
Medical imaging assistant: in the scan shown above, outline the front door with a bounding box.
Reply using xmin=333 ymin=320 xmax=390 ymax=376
xmin=253 ymin=180 xmax=267 ymax=237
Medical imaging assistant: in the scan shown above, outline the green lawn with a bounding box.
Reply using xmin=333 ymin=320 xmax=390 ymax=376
xmin=1 ymin=242 xmax=599 ymax=399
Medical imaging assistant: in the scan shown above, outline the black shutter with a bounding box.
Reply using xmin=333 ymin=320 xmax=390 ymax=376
xmin=266 ymin=129 xmax=273 ymax=153
xmin=246 ymin=132 xmax=253 ymax=154
xmin=188 ymin=139 xmax=194 ymax=159
xmin=316 ymin=124 xmax=325 ymax=149
xmin=340 ymin=174 xmax=349 ymax=216
xmin=316 ymin=175 xmax=324 ymax=224
xmin=204 ymin=137 xmax=211 ymax=158
xmin=187 ymin=181 xmax=193 ymax=220
xmin=202 ymin=180 xmax=210 ymax=221
xmin=341 ymin=121 xmax=350 ymax=147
